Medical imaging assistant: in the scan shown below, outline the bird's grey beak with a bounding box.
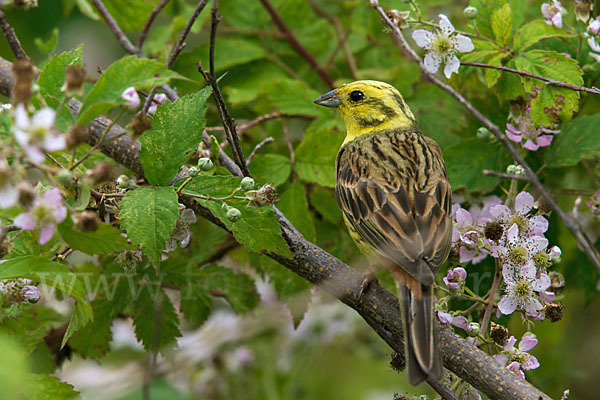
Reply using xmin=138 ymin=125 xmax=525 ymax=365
xmin=313 ymin=89 xmax=341 ymax=108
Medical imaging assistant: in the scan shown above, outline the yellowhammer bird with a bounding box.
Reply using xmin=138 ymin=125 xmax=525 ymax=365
xmin=314 ymin=80 xmax=452 ymax=385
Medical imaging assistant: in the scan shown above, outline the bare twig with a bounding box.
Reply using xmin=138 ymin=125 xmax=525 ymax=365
xmin=90 ymin=188 xmax=126 ymax=199
xmin=282 ymin=121 xmax=295 ymax=168
xmin=482 ymin=169 xmax=532 ymax=182
xmin=0 ymin=10 xmax=28 ymax=60
xmin=136 ymin=0 xmax=171 ymax=50
xmin=246 ymin=137 xmax=274 ymax=167
xmin=462 ymin=61 xmax=600 ymax=95
xmin=480 ymin=262 xmax=501 ymax=338
xmin=259 ymin=0 xmax=335 ymax=88
xmin=205 ymin=112 xmax=315 ymax=133
xmin=167 ymin=0 xmax=210 ymax=69
xmin=92 ymin=0 xmax=139 ymax=56
xmin=310 ymin=2 xmax=358 ymax=79
xmin=370 ymin=0 xmax=600 ymax=275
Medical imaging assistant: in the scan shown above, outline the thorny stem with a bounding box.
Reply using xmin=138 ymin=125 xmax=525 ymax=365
xmin=0 ymin=10 xmax=28 ymax=60
xmin=371 ymin=0 xmax=600 ymax=274
xmin=246 ymin=137 xmax=274 ymax=167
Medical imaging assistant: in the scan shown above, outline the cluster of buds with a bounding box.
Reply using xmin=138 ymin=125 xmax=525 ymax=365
xmin=0 ymin=278 xmax=40 ymax=304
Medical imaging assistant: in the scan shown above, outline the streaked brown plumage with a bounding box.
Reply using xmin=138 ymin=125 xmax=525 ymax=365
xmin=314 ymin=80 xmax=452 ymax=385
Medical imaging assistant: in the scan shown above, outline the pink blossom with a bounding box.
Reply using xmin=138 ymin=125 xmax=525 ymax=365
xmin=437 ymin=311 xmax=468 ymax=330
xmin=589 ymin=16 xmax=600 ymax=35
xmin=494 ymin=335 xmax=539 ymax=378
xmin=148 ymin=93 xmax=169 ymax=115
xmin=541 ymin=0 xmax=566 ymax=28
xmin=443 ymin=267 xmax=467 ymax=290
xmin=14 ymin=104 xmax=65 ymax=164
xmin=13 ymin=188 xmax=67 ymax=244
xmin=490 ymin=191 xmax=548 ymax=237
xmin=505 ymin=122 xmax=559 ymax=151
xmin=121 ymin=87 xmax=140 ymax=110
xmin=498 ymin=263 xmax=550 ymax=315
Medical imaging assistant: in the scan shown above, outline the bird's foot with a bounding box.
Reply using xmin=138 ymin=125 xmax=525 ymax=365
xmin=359 ymin=269 xmax=379 ymax=300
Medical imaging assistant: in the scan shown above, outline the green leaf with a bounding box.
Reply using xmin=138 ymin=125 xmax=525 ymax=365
xmin=38 ymin=44 xmax=83 ymax=100
xmin=0 ymin=256 xmax=93 ymax=347
xmin=491 ymin=3 xmax=511 ymax=48
xmin=263 ymin=79 xmax=330 ymax=117
xmin=514 ymin=50 xmax=583 ymax=126
xmin=75 ymin=0 xmax=101 ymax=20
xmin=140 ymin=88 xmax=211 ymax=186
xmin=195 ymin=38 xmax=267 ymax=71
xmin=181 ymin=281 xmax=212 ymax=326
xmin=277 ymin=183 xmax=316 ymax=242
xmin=309 ymin=186 xmax=342 ymax=225
xmin=184 ymin=176 xmax=291 ymax=256
xmin=77 ymin=56 xmax=180 ymax=125
xmin=119 ymin=187 xmax=180 ymax=265
xmin=103 ymin=0 xmax=162 ymax=32
xmin=34 ymin=28 xmax=59 ymax=55
xmin=204 ymin=265 xmax=259 ymax=314
xmin=72 ymin=180 xmax=91 ymax=211
xmin=249 ymin=154 xmax=291 ymax=186
xmin=469 ymin=0 xmax=508 ymax=38
xmin=513 ymin=20 xmax=572 ymax=52
xmin=132 ymin=288 xmax=181 ymax=352
xmin=485 ymin=52 xmax=505 ymax=88
xmin=544 ymin=115 xmax=600 ymax=167
xmin=58 ymin=215 xmax=134 ymax=256
xmin=23 ymin=374 xmax=79 ymax=400
xmin=295 ymin=129 xmax=344 ymax=188
xmin=0 ymin=334 xmax=28 ymax=399
xmin=444 ymin=139 xmax=506 ymax=191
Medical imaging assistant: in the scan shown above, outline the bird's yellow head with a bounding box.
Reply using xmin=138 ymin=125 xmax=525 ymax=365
xmin=313 ymin=80 xmax=416 ymax=144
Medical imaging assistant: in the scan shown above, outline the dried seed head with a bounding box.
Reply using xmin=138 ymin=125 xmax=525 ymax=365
xmin=66 ymin=125 xmax=88 ymax=148
xmin=536 ymin=194 xmax=555 ymax=214
xmin=129 ymin=112 xmax=152 ymax=140
xmin=64 ymin=65 xmax=86 ymax=93
xmin=389 ymin=351 xmax=405 ymax=372
xmin=12 ymin=60 xmax=34 ymax=106
xmin=17 ymin=181 xmax=35 ymax=209
xmin=544 ymin=302 xmax=564 ymax=322
xmin=87 ymin=162 xmax=115 ymax=185
xmin=74 ymin=212 xmax=99 ymax=232
xmin=490 ymin=321 xmax=509 ymax=346
xmin=484 ymin=221 xmax=504 ymax=242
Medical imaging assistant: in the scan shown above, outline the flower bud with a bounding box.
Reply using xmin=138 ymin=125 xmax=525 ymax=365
xmin=56 ymin=169 xmax=73 ymax=187
xmin=463 ymin=6 xmax=478 ymax=19
xmin=522 ymin=331 xmax=537 ymax=341
xmin=117 ymin=174 xmax=129 ymax=188
xmin=66 ymin=125 xmax=88 ymax=148
xmin=467 ymin=322 xmax=480 ymax=337
xmin=87 ymin=162 xmax=115 ymax=185
xmin=240 ymin=177 xmax=255 ymax=191
xmin=226 ymin=207 xmax=242 ymax=222
xmin=22 ymin=285 xmax=40 ymax=303
xmin=129 ymin=112 xmax=152 ymax=140
xmin=74 ymin=212 xmax=99 ymax=233
xmin=506 ymin=164 xmax=518 ymax=175
xmin=544 ymin=302 xmax=564 ymax=322
xmin=188 ymin=166 xmax=199 ymax=177
xmin=477 ymin=127 xmax=492 ymax=140
xmin=548 ymin=271 xmax=565 ymax=292
xmin=197 ymin=157 xmax=214 ymax=171
xmin=490 ymin=321 xmax=508 ymax=346
xmin=513 ymin=165 xmax=525 ymax=175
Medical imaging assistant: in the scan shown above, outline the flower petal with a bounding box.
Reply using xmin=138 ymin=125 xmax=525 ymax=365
xmin=43 ymin=188 xmax=63 ymax=206
xmin=504 ymin=336 xmax=517 ymax=351
xmin=493 ymin=353 xmax=508 ymax=365
xmin=0 ymin=186 xmax=18 ymax=208
xmin=524 ymin=297 xmax=543 ymax=314
xmin=451 ymin=315 xmax=468 ymax=329
xmin=536 ymin=134 xmax=554 ymax=147
xmin=529 ymin=215 xmax=549 ymax=235
xmin=507 ymin=223 xmax=519 ymax=244
xmin=443 ymin=55 xmax=460 ymax=79
xmin=24 ymin=146 xmax=45 ymax=164
xmin=515 ymin=192 xmax=534 ymax=214
xmin=539 ymin=290 xmax=556 ymax=303
xmin=14 ymin=104 xmax=29 ymax=130
xmin=523 ymin=139 xmax=540 ymax=151
xmin=455 ymin=34 xmax=474 ymax=53
xmin=412 ymin=29 xmax=433 ymax=48
xmin=43 ymin=133 xmax=66 ymax=152
xmin=14 ymin=212 xmax=36 ymax=230
xmin=498 ymin=295 xmax=517 ymax=315
xmin=32 ymin=108 xmax=56 ymax=128
xmin=490 ymin=204 xmax=510 ymax=220
xmin=520 ymin=264 xmax=536 ymax=279
xmin=518 ymin=336 xmax=538 ymax=351
xmin=459 ymin=246 xmax=475 ymax=263
xmin=505 ymin=129 xmax=522 ymax=143
xmin=456 ymin=207 xmax=473 ymax=226
xmin=438 ymin=14 xmax=454 ymax=35
xmin=424 ymin=51 xmax=441 ymax=73
xmin=52 ymin=206 xmax=67 ymax=224
xmin=437 ymin=311 xmax=453 ymax=324
xmin=39 ymin=224 xmax=55 ymax=245
xmin=522 ymin=354 xmax=540 ymax=370
xmin=535 ymin=273 xmax=551 ymax=291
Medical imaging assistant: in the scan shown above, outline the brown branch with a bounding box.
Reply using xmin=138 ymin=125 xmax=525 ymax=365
xmin=370 ymin=0 xmax=600 ymax=277
xmin=246 ymin=137 xmax=274 ymax=167
xmin=0 ymin=50 xmax=549 ymax=399
xmin=205 ymin=112 xmax=315 ymax=133
xmin=482 ymin=169 xmax=532 ymax=182
xmin=462 ymin=61 xmax=600 ymax=96
xmin=167 ymin=0 xmax=210 ymax=69
xmin=136 ymin=0 xmax=171 ymax=50
xmin=259 ymin=0 xmax=335 ymax=88
xmin=92 ymin=0 xmax=139 ymax=56
xmin=0 ymin=10 xmax=28 ymax=60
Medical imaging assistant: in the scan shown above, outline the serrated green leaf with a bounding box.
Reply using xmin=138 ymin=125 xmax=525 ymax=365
xmin=249 ymin=154 xmax=291 ymax=186
xmin=140 ymin=88 xmax=211 ymax=186
xmin=132 ymin=288 xmax=181 ymax=352
xmin=0 ymin=256 xmax=93 ymax=347
xmin=183 ymin=176 xmax=291 ymax=257
xmin=0 ymin=334 xmax=28 ymax=398
xmin=103 ymin=0 xmax=161 ymax=32
xmin=277 ymin=183 xmax=316 ymax=242
xmin=444 ymin=139 xmax=506 ymax=191
xmin=513 ymin=20 xmax=572 ymax=52
xmin=58 ymin=215 xmax=134 ymax=256
xmin=181 ymin=281 xmax=212 ymax=326
xmin=263 ymin=79 xmax=330 ymax=117
xmin=485 ymin=53 xmax=505 ymax=87
xmin=77 ymin=56 xmax=180 ymax=125
xmin=34 ymin=28 xmax=59 ymax=55
xmin=119 ymin=187 xmax=180 ymax=265
xmin=38 ymin=45 xmax=83 ymax=100
xmin=309 ymin=186 xmax=342 ymax=225
xmin=23 ymin=374 xmax=79 ymax=400
xmin=295 ymin=129 xmax=344 ymax=188
xmin=75 ymin=0 xmax=100 ymax=20
xmin=544 ymin=115 xmax=600 ymax=167
xmin=491 ymin=3 xmax=511 ymax=47
xmin=514 ymin=50 xmax=583 ymax=126
xmin=204 ymin=265 xmax=259 ymax=314
xmin=195 ymin=38 xmax=267 ymax=71
xmin=469 ymin=0 xmax=508 ymax=38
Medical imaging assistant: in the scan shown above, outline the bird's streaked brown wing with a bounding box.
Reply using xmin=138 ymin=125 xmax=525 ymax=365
xmin=335 ymin=131 xmax=452 ymax=285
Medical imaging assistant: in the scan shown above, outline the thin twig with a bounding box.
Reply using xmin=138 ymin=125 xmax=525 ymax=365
xmin=480 ymin=262 xmax=501 ymax=338
xmin=482 ymin=169 xmax=532 ymax=182
xmin=167 ymin=0 xmax=210 ymax=69
xmin=246 ymin=137 xmax=274 ymax=167
xmin=142 ymin=87 xmax=159 ymax=115
xmin=90 ymin=188 xmax=126 ymax=199
xmin=310 ymin=2 xmax=358 ymax=79
xmin=371 ymin=0 xmax=600 ymax=274
xmin=136 ymin=0 xmax=171 ymax=50
xmin=259 ymin=0 xmax=335 ymax=88
xmin=92 ymin=0 xmax=139 ymax=56
xmin=462 ymin=61 xmax=600 ymax=95
xmin=282 ymin=121 xmax=295 ymax=168
xmin=70 ymin=109 xmax=124 ymax=170
xmin=205 ymin=112 xmax=315 ymax=133
xmin=0 ymin=10 xmax=28 ymax=60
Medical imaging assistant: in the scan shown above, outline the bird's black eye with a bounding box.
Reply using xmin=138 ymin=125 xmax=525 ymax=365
xmin=349 ymin=90 xmax=364 ymax=102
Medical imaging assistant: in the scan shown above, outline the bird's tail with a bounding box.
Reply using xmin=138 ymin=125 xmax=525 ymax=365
xmin=395 ymin=272 xmax=443 ymax=385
